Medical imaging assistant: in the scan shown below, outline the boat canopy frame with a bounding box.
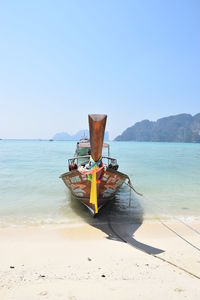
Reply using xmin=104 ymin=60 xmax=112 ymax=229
xmin=76 ymin=142 xmax=110 ymax=156
xmin=68 ymin=155 xmax=117 ymax=169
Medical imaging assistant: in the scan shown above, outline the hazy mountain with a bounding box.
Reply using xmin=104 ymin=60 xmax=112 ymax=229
xmin=52 ymin=132 xmax=72 ymax=140
xmin=115 ymin=113 xmax=200 ymax=142
xmin=53 ymin=130 xmax=109 ymax=141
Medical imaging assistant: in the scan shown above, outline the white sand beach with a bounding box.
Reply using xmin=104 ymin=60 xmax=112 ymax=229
xmin=0 ymin=219 xmax=200 ymax=300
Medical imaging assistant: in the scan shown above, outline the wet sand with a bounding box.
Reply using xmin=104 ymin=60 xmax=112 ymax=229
xmin=0 ymin=219 xmax=200 ymax=300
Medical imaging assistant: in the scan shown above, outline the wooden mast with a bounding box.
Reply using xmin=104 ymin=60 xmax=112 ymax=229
xmin=88 ymin=114 xmax=107 ymax=215
xmin=88 ymin=114 xmax=107 ymax=161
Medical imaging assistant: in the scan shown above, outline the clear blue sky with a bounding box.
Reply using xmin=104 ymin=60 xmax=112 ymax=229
xmin=0 ymin=0 xmax=199 ymax=139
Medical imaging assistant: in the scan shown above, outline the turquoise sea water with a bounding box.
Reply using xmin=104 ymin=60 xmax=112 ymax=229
xmin=0 ymin=140 xmax=200 ymax=226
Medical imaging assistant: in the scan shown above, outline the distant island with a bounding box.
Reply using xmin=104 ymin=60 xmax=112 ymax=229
xmin=52 ymin=130 xmax=109 ymax=141
xmin=115 ymin=113 xmax=200 ymax=143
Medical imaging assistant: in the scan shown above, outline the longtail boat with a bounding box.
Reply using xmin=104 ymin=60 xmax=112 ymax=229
xmin=60 ymin=114 xmax=134 ymax=215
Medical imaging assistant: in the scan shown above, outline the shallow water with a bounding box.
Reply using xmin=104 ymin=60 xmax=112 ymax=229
xmin=0 ymin=140 xmax=200 ymax=226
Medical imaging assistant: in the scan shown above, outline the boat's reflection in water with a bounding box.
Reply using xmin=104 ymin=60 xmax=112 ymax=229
xmin=68 ymin=185 xmax=164 ymax=255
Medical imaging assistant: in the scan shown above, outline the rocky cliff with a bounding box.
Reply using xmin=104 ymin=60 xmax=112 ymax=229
xmin=115 ymin=113 xmax=200 ymax=142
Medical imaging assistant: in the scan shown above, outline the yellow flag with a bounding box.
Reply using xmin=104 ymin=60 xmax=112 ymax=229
xmin=90 ymin=164 xmax=98 ymax=214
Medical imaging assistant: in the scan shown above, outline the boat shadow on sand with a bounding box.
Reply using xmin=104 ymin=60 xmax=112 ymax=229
xmin=68 ymin=186 xmax=164 ymax=255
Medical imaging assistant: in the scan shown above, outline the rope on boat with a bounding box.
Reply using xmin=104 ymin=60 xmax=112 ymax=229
xmin=125 ymin=179 xmax=200 ymax=237
xmin=107 ymin=215 xmax=200 ymax=280
xmin=117 ymin=176 xmax=200 ymax=278
xmin=106 ymin=195 xmax=200 ymax=281
xmin=126 ymin=182 xmax=200 ymax=252
xmin=125 ymin=178 xmax=143 ymax=196
xmin=78 ymin=155 xmax=104 ymax=214
xmin=78 ymin=156 xmax=104 ymax=176
xmin=123 ymin=177 xmax=143 ymax=208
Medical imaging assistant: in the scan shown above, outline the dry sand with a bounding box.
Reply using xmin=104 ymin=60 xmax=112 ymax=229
xmin=0 ymin=219 xmax=200 ymax=300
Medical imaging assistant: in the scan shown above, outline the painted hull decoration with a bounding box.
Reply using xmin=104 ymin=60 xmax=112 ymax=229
xmin=60 ymin=114 xmax=141 ymax=215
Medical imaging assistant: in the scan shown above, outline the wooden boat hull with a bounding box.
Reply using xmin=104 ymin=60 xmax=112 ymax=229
xmin=60 ymin=168 xmax=128 ymax=215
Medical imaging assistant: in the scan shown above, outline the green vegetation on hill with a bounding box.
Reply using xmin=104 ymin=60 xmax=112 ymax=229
xmin=115 ymin=113 xmax=200 ymax=142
